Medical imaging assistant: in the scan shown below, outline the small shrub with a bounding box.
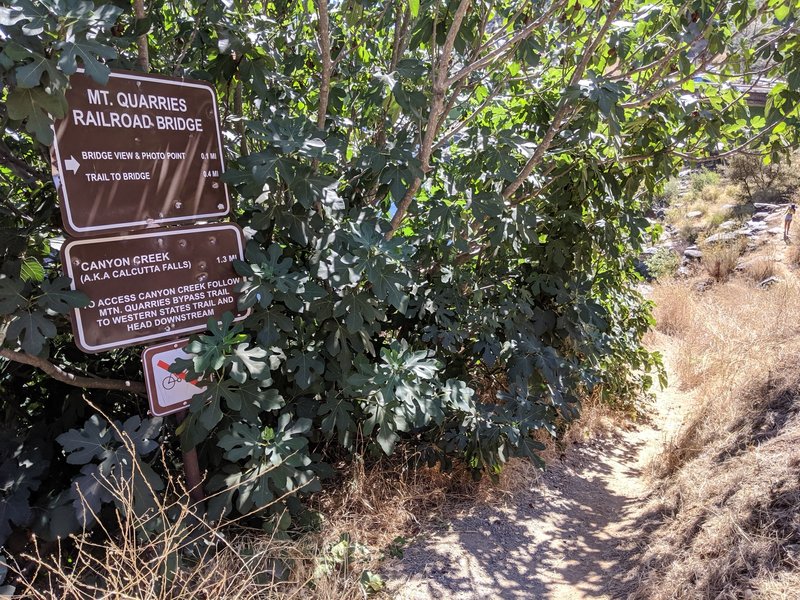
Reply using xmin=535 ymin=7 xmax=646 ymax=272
xmin=656 ymin=178 xmax=682 ymax=206
xmin=744 ymin=258 xmax=777 ymax=282
xmin=678 ymin=223 xmax=699 ymax=245
xmin=645 ymin=248 xmax=680 ymax=280
xmin=724 ymin=151 xmax=800 ymax=202
xmin=724 ymin=153 xmax=763 ymax=198
xmin=706 ymin=210 xmax=728 ymax=228
xmin=690 ymin=169 xmax=721 ymax=193
xmin=700 ymin=183 xmax=724 ymax=205
xmin=703 ymin=242 xmax=743 ymax=282
xmin=786 ymin=243 xmax=800 ymax=268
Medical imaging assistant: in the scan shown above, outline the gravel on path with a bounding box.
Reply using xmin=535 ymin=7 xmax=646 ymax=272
xmin=383 ymin=346 xmax=686 ymax=600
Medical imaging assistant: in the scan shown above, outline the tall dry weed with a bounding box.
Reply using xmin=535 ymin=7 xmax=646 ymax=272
xmin=8 ymin=446 xmax=324 ymax=600
xmin=786 ymin=241 xmax=800 ymax=267
xmin=631 ymin=277 xmax=800 ymax=599
xmin=702 ymin=241 xmax=744 ymax=282
xmin=8 ymin=437 xmax=531 ymax=599
xmin=743 ymin=256 xmax=778 ymax=282
xmin=651 ymin=282 xmax=697 ymax=337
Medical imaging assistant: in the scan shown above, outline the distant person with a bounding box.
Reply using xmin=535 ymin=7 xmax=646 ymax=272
xmin=784 ymin=203 xmax=796 ymax=239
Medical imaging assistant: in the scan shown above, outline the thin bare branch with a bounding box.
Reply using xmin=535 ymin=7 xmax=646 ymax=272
xmin=0 ymin=140 xmax=47 ymax=185
xmin=433 ymin=75 xmax=510 ymax=151
xmin=447 ymin=0 xmax=567 ymax=88
xmin=0 ymin=348 xmax=147 ymax=394
xmin=387 ymin=0 xmax=472 ymax=237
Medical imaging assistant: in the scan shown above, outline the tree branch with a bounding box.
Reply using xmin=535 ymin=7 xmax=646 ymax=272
xmin=133 ymin=0 xmax=150 ymax=73
xmin=447 ymin=0 xmax=567 ymax=88
xmin=387 ymin=0 xmax=472 ymax=237
xmin=502 ymin=0 xmax=624 ymax=201
xmin=0 ymin=348 xmax=147 ymax=395
xmin=315 ymin=0 xmax=333 ymax=131
xmin=0 ymin=141 xmax=48 ymax=185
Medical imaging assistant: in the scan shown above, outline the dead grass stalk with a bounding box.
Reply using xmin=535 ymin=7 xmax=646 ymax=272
xmin=632 ymin=278 xmax=800 ymax=599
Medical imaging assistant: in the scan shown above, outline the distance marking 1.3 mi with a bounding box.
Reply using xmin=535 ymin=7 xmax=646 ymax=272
xmin=216 ymin=254 xmax=237 ymax=264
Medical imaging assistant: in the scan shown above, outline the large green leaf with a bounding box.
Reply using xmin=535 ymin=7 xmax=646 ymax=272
xmin=0 ymin=277 xmax=24 ymax=315
xmin=56 ymin=416 xmax=112 ymax=465
xmin=6 ymin=87 xmax=67 ymax=144
xmin=36 ymin=277 xmax=89 ymax=313
xmin=286 ymin=348 xmax=325 ymax=389
xmin=57 ymin=39 xmax=117 ymax=83
xmin=228 ymin=342 xmax=271 ymax=383
xmin=6 ymin=310 xmax=56 ymax=355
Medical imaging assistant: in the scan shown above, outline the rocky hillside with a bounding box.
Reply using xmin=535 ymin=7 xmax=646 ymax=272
xmin=630 ymin=164 xmax=800 ymax=599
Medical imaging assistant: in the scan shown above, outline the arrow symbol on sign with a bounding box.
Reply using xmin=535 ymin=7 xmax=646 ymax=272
xmin=64 ymin=156 xmax=80 ymax=174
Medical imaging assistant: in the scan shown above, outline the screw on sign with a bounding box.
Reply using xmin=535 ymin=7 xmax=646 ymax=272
xmin=51 ymin=68 xmax=229 ymax=237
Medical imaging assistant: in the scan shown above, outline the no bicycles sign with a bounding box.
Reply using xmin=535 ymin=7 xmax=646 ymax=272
xmin=142 ymin=339 xmax=206 ymax=417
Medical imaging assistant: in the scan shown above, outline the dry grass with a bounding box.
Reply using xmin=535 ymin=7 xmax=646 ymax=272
xmin=651 ymin=282 xmax=696 ymax=337
xmin=631 ymin=278 xmax=800 ymax=599
xmin=743 ymin=256 xmax=778 ymax=283
xmin=6 ymin=433 xmax=557 ymax=599
xmin=786 ymin=239 xmax=800 ymax=268
xmin=9 ymin=461 xmax=314 ymax=599
xmin=702 ymin=240 xmax=745 ymax=282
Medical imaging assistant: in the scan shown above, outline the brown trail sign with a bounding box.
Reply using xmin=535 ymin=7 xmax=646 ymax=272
xmin=61 ymin=223 xmax=249 ymax=353
xmin=52 ymin=69 xmax=229 ymax=237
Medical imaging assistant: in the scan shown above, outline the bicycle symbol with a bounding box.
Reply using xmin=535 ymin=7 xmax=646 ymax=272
xmin=162 ymin=373 xmax=180 ymax=390
xmin=157 ymin=359 xmax=200 ymax=390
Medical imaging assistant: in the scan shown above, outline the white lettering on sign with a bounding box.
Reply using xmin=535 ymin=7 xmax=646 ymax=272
xmin=87 ymin=89 xmax=111 ymax=105
xmin=82 ymin=151 xmax=113 ymax=159
xmin=115 ymin=92 xmax=188 ymax=113
xmin=54 ymin=70 xmax=230 ymax=237
xmin=72 ymin=109 xmax=155 ymax=129
xmin=87 ymin=87 xmax=189 ymax=114
xmin=155 ymin=115 xmax=203 ymax=132
xmin=71 ymin=109 xmax=204 ymax=132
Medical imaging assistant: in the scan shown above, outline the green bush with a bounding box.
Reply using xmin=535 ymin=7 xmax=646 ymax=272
xmin=690 ymin=169 xmax=722 ymax=193
xmin=646 ymin=248 xmax=681 ymax=280
xmin=724 ymin=152 xmax=800 ymax=202
xmin=1 ymin=0 xmax=799 ymax=577
xmin=657 ymin=178 xmax=683 ymax=205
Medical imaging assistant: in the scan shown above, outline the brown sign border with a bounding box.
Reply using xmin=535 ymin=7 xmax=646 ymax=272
xmin=52 ymin=68 xmax=230 ymax=236
xmin=62 ymin=223 xmax=249 ymax=353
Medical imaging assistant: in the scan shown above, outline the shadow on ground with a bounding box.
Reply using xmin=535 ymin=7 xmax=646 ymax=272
xmin=384 ymin=431 xmax=650 ymax=599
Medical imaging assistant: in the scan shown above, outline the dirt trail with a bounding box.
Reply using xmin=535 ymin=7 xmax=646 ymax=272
xmin=385 ymin=348 xmax=688 ymax=600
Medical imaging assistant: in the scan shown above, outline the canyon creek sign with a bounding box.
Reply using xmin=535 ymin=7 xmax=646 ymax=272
xmin=61 ymin=224 xmax=248 ymax=353
xmin=52 ymin=69 xmax=229 ymax=237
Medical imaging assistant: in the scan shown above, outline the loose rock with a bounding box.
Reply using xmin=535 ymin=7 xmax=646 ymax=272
xmin=758 ymin=276 xmax=780 ymax=289
xmin=705 ymin=232 xmax=740 ymax=244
